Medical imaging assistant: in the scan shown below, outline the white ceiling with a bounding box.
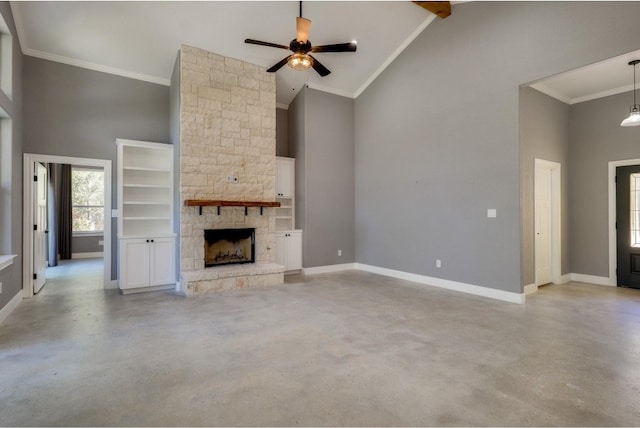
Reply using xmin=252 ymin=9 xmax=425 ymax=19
xmin=530 ymin=48 xmax=640 ymax=105
xmin=12 ymin=1 xmax=636 ymax=108
xmin=10 ymin=1 xmax=437 ymax=107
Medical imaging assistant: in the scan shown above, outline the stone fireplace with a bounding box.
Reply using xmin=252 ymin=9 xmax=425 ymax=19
xmin=177 ymin=45 xmax=284 ymax=295
xmin=204 ymin=228 xmax=255 ymax=267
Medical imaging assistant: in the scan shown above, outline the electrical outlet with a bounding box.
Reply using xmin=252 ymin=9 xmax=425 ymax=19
xmin=436 ymin=259 xmax=442 ymax=268
xmin=338 ymin=249 xmax=342 ymax=257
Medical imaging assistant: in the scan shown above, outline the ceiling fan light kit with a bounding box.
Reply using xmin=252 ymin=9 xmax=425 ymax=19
xmin=621 ymin=59 xmax=640 ymax=127
xmin=244 ymin=1 xmax=357 ymax=77
xmin=288 ymin=53 xmax=313 ymax=71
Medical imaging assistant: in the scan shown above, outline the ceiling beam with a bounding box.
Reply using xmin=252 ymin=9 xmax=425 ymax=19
xmin=413 ymin=1 xmax=452 ymax=19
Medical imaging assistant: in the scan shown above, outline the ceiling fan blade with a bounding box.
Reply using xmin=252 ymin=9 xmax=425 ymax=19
xmin=266 ymin=56 xmax=291 ymax=73
xmin=308 ymin=55 xmax=331 ymax=77
xmin=413 ymin=1 xmax=451 ymax=18
xmin=311 ymin=42 xmax=357 ymax=53
xmin=296 ymin=17 xmax=312 ymax=43
xmin=245 ymin=39 xmax=290 ymax=50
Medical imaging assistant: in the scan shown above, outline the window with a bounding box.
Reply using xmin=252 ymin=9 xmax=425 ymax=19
xmin=72 ymin=167 xmax=104 ymax=234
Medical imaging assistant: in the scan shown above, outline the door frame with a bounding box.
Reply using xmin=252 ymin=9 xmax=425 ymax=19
xmin=23 ymin=153 xmax=112 ymax=298
xmin=534 ymin=158 xmax=561 ymax=286
xmin=608 ymin=159 xmax=640 ymax=286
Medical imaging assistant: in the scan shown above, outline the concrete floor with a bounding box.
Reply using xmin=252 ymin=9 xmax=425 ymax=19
xmin=1 ymin=259 xmax=640 ymax=426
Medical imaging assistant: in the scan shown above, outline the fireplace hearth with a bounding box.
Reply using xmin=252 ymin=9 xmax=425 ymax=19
xmin=204 ymin=228 xmax=255 ymax=267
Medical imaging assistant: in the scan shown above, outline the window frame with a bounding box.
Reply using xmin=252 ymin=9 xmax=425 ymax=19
xmin=71 ymin=166 xmax=105 ymax=236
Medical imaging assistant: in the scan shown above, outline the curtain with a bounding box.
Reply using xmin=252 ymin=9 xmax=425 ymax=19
xmin=58 ymin=164 xmax=72 ymax=260
xmin=46 ymin=163 xmax=58 ymax=267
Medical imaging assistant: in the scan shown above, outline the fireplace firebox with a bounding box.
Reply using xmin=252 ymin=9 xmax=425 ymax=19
xmin=204 ymin=228 xmax=255 ymax=267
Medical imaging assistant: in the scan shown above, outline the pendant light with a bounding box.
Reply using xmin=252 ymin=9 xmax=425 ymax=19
xmin=621 ymin=59 xmax=640 ymax=127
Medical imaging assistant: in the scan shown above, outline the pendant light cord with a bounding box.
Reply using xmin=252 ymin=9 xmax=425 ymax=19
xmin=299 ymin=1 xmax=302 ymax=18
xmin=634 ymin=61 xmax=637 ymax=107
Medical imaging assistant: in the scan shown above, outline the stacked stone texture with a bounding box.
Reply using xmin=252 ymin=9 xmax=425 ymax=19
xmin=178 ymin=45 xmax=283 ymax=295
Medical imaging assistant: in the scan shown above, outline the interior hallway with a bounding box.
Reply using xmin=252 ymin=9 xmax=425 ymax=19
xmin=1 ymin=264 xmax=640 ymax=426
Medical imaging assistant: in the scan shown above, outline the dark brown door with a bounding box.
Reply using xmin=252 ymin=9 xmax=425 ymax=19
xmin=616 ymin=165 xmax=640 ymax=289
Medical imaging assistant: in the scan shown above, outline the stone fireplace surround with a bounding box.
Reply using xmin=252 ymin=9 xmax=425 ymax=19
xmin=178 ymin=45 xmax=284 ymax=295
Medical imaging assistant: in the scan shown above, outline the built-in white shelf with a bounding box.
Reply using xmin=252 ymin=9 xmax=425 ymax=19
xmin=123 ymin=166 xmax=171 ymax=172
xmin=123 ymin=184 xmax=171 ymax=189
xmin=116 ymin=139 xmax=176 ymax=293
xmin=124 ymin=202 xmax=171 ymax=206
xmin=116 ymin=139 xmax=174 ymax=239
xmin=123 ymin=217 xmax=171 ymax=221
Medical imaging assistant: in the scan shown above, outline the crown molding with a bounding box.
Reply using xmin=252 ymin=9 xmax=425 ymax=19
xmin=529 ymin=82 xmax=572 ymax=105
xmin=23 ymin=48 xmax=170 ymax=86
xmin=9 ymin=2 xmax=28 ymax=49
xmin=570 ymin=83 xmax=635 ymax=105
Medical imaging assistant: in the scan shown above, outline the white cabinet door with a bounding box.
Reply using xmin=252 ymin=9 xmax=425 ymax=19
xmin=275 ymin=233 xmax=287 ymax=267
xmin=286 ymin=231 xmax=302 ymax=271
xmin=276 ymin=157 xmax=294 ymax=198
xmin=120 ymin=238 xmax=150 ymax=289
xmin=150 ymin=237 xmax=175 ymax=286
xmin=275 ymin=231 xmax=302 ymax=271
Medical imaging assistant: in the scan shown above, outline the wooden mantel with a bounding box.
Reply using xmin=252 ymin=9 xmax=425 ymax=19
xmin=184 ymin=199 xmax=281 ymax=215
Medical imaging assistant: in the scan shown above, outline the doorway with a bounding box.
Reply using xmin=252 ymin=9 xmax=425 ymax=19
xmin=534 ymin=159 xmax=561 ymax=287
xmin=615 ymin=165 xmax=640 ymax=288
xmin=23 ymin=154 xmax=112 ymax=298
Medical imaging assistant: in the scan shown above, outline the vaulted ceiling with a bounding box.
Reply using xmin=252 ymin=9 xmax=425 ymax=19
xmin=10 ymin=1 xmax=639 ymax=108
xmin=10 ymin=1 xmax=437 ymax=106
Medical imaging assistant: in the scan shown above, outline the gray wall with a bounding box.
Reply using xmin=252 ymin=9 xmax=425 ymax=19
xmin=276 ymin=107 xmax=288 ymax=157
xmin=569 ymin=91 xmax=640 ymax=277
xmin=519 ymin=87 xmax=570 ymax=286
xmin=72 ymin=235 xmax=103 ymax=255
xmin=289 ymin=87 xmax=306 ymax=235
xmin=0 ymin=2 xmax=23 ymax=312
xmin=23 ymin=56 xmax=170 ymax=279
xmin=290 ymin=86 xmax=355 ymax=267
xmin=354 ymin=1 xmax=640 ymax=293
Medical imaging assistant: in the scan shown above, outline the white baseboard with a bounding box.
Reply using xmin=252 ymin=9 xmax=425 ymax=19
xmin=0 ymin=291 xmax=22 ymax=325
xmin=559 ymin=274 xmax=571 ymax=284
xmin=120 ymin=284 xmax=175 ymax=295
xmin=354 ymin=263 xmax=525 ymax=304
xmin=524 ymin=283 xmax=538 ymax=295
xmin=72 ymin=252 xmax=104 ymax=259
xmin=302 ymin=263 xmax=356 ymax=275
xmin=570 ymin=273 xmax=616 ymax=287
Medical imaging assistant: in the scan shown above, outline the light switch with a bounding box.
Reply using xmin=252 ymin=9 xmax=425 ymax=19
xmin=487 ymin=209 xmax=497 ymax=218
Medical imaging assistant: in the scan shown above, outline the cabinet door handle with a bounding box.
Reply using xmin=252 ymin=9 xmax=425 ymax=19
xmin=146 ymin=239 xmax=149 ymax=243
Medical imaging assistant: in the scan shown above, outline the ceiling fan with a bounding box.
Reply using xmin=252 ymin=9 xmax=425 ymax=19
xmin=244 ymin=1 xmax=357 ymax=77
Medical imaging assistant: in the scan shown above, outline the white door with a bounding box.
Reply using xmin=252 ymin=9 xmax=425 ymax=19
xmin=275 ymin=233 xmax=287 ymax=267
xmin=120 ymin=238 xmax=150 ymax=289
xmin=276 ymin=158 xmax=294 ymax=198
xmin=149 ymin=237 xmax=175 ymax=286
xmin=286 ymin=231 xmax=302 ymax=271
xmin=33 ymin=163 xmax=48 ymax=293
xmin=535 ymin=166 xmax=552 ymax=286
